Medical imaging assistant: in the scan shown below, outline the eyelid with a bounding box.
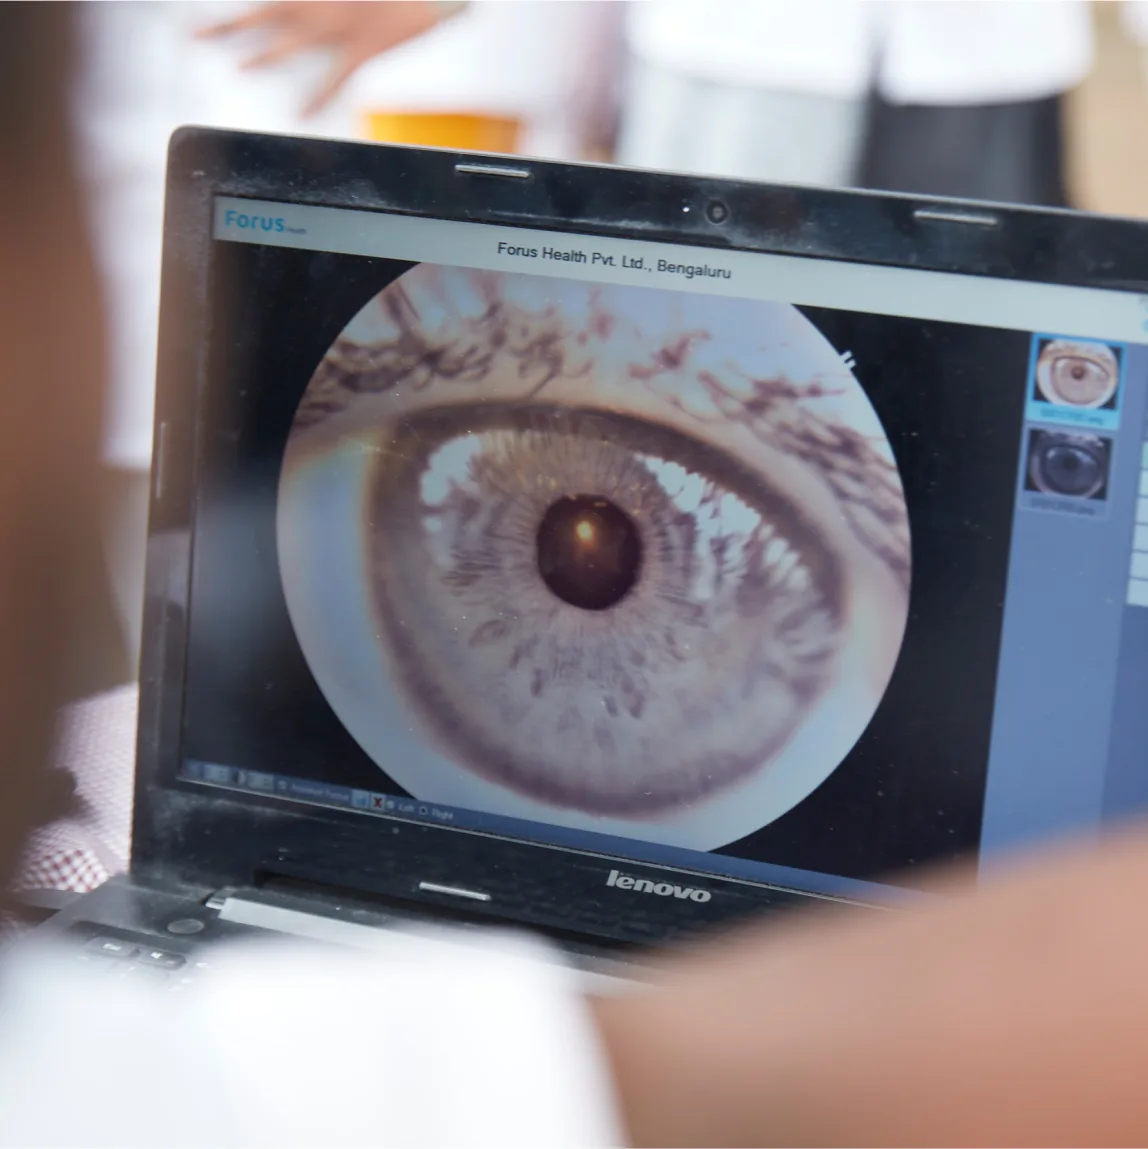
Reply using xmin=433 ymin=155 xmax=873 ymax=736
xmin=301 ymin=270 xmax=901 ymax=563
xmin=1052 ymin=353 xmax=1107 ymax=368
xmin=279 ymin=265 xmax=912 ymax=842
xmin=297 ymin=378 xmax=868 ymax=591
xmin=1043 ymin=341 xmax=1116 ymax=369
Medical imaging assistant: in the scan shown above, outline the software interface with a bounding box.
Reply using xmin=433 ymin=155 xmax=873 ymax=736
xmin=179 ymin=196 xmax=1148 ymax=901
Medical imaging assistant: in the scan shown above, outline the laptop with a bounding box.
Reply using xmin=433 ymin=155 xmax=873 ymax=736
xmin=33 ymin=126 xmax=1148 ymax=986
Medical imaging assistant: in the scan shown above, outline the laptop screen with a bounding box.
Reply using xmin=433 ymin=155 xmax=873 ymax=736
xmin=181 ymin=194 xmax=1148 ymax=903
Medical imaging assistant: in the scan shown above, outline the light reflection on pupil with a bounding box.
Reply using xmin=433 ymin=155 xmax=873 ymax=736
xmin=536 ymin=495 xmax=642 ymax=611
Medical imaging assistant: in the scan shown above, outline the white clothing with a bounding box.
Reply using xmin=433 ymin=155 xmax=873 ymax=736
xmin=877 ymin=1 xmax=1093 ymax=107
xmin=616 ymin=58 xmax=864 ymax=184
xmin=0 ymin=930 xmax=623 ymax=1147
xmin=75 ymin=1 xmax=361 ymax=472
xmin=75 ymin=1 xmax=612 ymax=472
xmin=349 ymin=1 xmax=621 ymax=159
xmin=626 ymin=0 xmax=1094 ymax=106
xmin=626 ymin=0 xmax=877 ymax=101
xmin=1123 ymin=0 xmax=1148 ymax=43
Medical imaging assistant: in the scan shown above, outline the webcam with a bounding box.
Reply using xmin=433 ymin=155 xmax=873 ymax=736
xmin=705 ymin=200 xmax=729 ymax=225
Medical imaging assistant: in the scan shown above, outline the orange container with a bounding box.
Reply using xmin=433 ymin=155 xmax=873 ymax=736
xmin=362 ymin=111 xmax=522 ymax=154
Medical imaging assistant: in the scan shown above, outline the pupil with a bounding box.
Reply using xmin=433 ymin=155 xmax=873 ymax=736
xmin=536 ymin=495 xmax=642 ymax=611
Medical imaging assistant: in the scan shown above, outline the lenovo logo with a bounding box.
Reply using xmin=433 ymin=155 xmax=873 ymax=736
xmin=606 ymin=868 xmax=712 ymax=903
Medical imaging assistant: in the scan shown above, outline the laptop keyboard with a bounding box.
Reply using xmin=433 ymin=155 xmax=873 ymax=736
xmin=74 ymin=935 xmax=209 ymax=992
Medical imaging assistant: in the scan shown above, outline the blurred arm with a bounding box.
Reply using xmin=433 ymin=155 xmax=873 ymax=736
xmin=198 ymin=1 xmax=462 ymax=115
xmin=593 ymin=826 xmax=1148 ymax=1146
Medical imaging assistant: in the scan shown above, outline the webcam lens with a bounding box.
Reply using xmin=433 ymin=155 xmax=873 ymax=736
xmin=705 ymin=201 xmax=729 ymax=225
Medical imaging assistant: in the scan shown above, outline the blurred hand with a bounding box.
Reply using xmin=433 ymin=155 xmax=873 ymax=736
xmin=593 ymin=828 xmax=1148 ymax=1146
xmin=198 ymin=1 xmax=454 ymax=116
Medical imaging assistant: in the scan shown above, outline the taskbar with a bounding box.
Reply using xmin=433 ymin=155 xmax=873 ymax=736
xmin=182 ymin=757 xmax=457 ymax=825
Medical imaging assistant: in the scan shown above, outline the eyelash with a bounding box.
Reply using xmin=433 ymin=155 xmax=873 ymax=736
xmin=297 ymin=286 xmax=584 ymax=429
xmin=299 ymin=286 xmax=909 ymax=592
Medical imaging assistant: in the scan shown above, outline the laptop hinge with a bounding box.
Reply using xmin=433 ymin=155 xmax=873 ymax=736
xmin=209 ymin=886 xmax=638 ymax=993
xmin=217 ymin=889 xmax=429 ymax=948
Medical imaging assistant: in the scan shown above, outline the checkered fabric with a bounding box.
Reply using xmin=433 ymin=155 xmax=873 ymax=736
xmin=14 ymin=684 xmax=136 ymax=896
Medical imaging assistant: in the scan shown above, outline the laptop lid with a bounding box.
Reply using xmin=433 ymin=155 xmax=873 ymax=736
xmin=134 ymin=127 xmax=1148 ymax=946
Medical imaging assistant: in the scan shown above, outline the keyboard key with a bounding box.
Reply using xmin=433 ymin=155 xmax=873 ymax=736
xmin=75 ymin=952 xmax=120 ymax=976
xmin=135 ymin=948 xmax=186 ymax=970
xmin=84 ymin=937 xmax=136 ymax=960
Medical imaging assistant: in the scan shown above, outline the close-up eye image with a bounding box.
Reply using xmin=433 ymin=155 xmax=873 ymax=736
xmin=1025 ymin=428 xmax=1112 ymax=501
xmin=277 ymin=265 xmax=912 ymax=850
xmin=1034 ymin=338 xmax=1121 ymax=409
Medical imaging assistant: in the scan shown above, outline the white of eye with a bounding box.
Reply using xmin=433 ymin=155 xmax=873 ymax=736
xmin=277 ymin=266 xmax=912 ymax=851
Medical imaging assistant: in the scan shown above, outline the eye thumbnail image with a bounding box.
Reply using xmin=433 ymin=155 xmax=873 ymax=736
xmin=1025 ymin=428 xmax=1112 ymax=501
xmin=1032 ymin=337 xmax=1122 ymax=411
xmin=276 ymin=264 xmax=912 ymax=852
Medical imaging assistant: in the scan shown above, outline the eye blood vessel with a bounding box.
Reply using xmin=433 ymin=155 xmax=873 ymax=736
xmin=277 ymin=264 xmax=911 ymax=850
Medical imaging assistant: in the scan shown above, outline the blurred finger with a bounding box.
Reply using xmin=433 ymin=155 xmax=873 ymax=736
xmin=301 ymin=5 xmax=444 ymax=114
xmin=240 ymin=27 xmax=315 ymax=72
xmin=196 ymin=2 xmax=289 ymax=40
xmin=301 ymin=51 xmax=364 ymax=116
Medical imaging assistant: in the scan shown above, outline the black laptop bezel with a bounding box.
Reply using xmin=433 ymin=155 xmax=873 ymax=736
xmin=134 ymin=126 xmax=1148 ymax=943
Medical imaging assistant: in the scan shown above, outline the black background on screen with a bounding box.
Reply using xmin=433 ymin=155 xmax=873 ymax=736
xmin=183 ymin=243 xmax=1029 ymax=885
